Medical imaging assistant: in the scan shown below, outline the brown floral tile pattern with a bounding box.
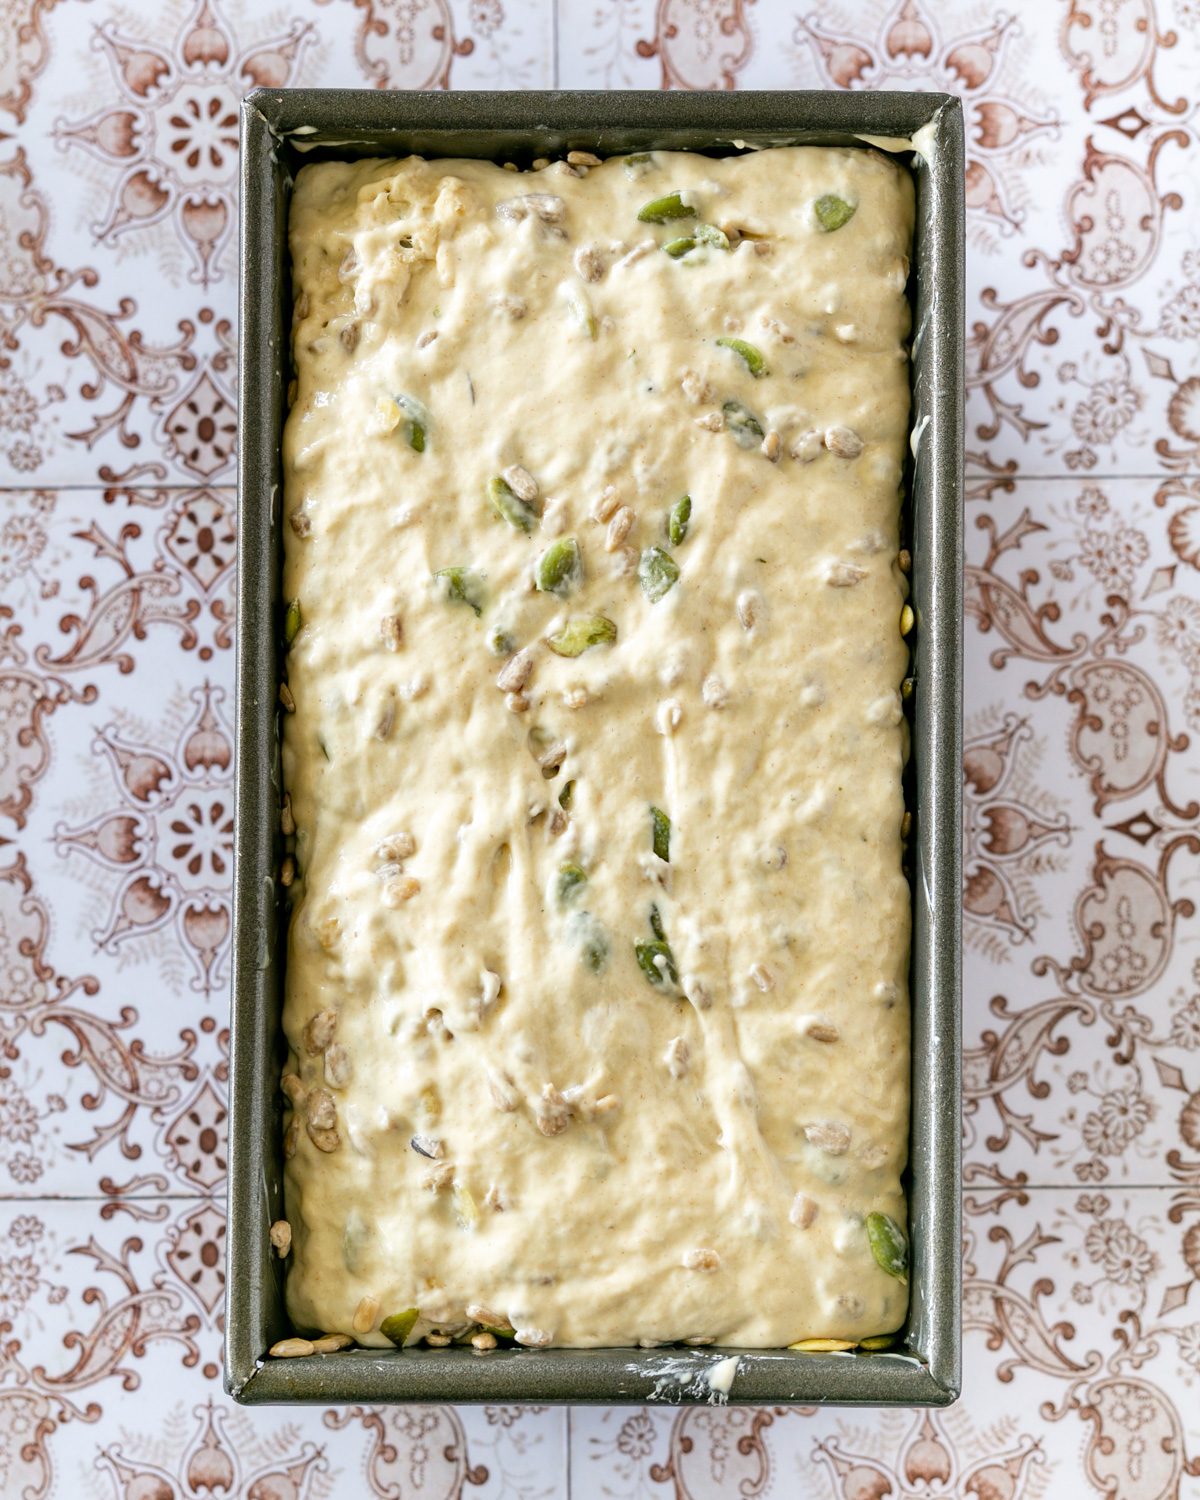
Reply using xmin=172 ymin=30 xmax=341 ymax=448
xmin=1 ymin=0 xmax=1199 ymax=1492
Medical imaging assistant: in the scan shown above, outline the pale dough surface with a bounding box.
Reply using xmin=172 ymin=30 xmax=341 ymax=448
xmin=280 ymin=145 xmax=913 ymax=1348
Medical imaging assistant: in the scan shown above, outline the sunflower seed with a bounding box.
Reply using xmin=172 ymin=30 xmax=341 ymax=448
xmin=270 ymin=1337 xmax=314 ymax=1358
xmin=304 ymin=1010 xmax=338 ymax=1056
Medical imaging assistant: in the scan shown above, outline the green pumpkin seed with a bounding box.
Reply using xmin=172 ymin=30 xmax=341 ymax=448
xmin=568 ymin=910 xmax=609 ymax=973
xmin=650 ymin=806 xmax=670 ymax=863
xmin=546 ymin=615 xmax=617 ymax=657
xmin=814 ymin=194 xmax=856 ymax=233
xmin=434 ymin=567 xmax=485 ymax=617
xmin=558 ymin=778 xmax=575 ymax=810
xmin=284 ymin=598 xmax=302 ymax=645
xmin=638 ymin=546 xmax=679 ymax=603
xmin=858 ymin=1334 xmax=897 ymax=1351
xmin=637 ymin=191 xmax=694 ymax=223
xmin=536 ymin=537 xmax=583 ymax=596
xmin=635 ymin=938 xmax=677 ymax=987
xmin=381 ymin=1308 xmax=419 ymax=1345
xmin=667 ymin=494 xmax=691 ymax=547
xmin=489 ymin=475 xmax=539 ymax=533
xmin=723 ymin=400 xmax=764 ymax=448
xmin=557 ymin=863 xmax=587 ymax=904
xmin=866 ymin=1212 xmax=908 ymax=1283
xmin=395 ymin=393 xmax=429 ymax=451
xmin=695 ymin=223 xmax=730 ymax=249
xmin=664 ymin=236 xmax=696 ymax=258
xmin=716 ymin=336 xmax=768 ymax=379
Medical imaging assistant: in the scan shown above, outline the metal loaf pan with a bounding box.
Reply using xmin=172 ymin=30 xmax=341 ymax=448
xmin=228 ymin=88 xmax=964 ymax=1407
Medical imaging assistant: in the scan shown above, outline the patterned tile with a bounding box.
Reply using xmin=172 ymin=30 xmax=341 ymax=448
xmin=568 ymin=1188 xmax=1200 ymax=1498
xmin=962 ymin=475 xmax=1200 ymax=1188
xmin=2 ymin=0 xmax=1200 ymax=1490
xmin=0 ymin=0 xmax=554 ymax=491
xmin=0 ymin=1199 xmax=566 ymax=1499
xmin=558 ymin=0 xmax=1200 ymax=484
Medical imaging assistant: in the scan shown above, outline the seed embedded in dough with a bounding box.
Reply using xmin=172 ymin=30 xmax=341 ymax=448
xmin=682 ymin=973 xmax=712 ymax=1010
xmin=269 ymin=1219 xmax=292 ymax=1257
xmin=382 ymin=875 xmax=421 ymax=907
xmin=514 ymin=1327 xmax=554 ymax=1347
xmin=806 ymin=1022 xmax=840 ymax=1044
xmin=656 ymin=699 xmax=682 ymax=736
xmin=377 ymin=831 xmax=416 ymax=863
xmin=682 ymin=1248 xmax=721 ymax=1272
xmin=352 ymin=1296 xmax=380 ymax=1335
xmin=573 ymin=244 xmax=606 ymax=281
xmin=736 ymin=591 xmax=761 ymax=632
xmin=790 ymin=429 xmax=822 ymax=463
xmin=497 ymin=649 xmax=534 ymax=693
xmin=592 ymin=485 xmax=621 ymax=522
xmin=304 ymin=1009 xmax=338 ymax=1056
xmin=536 ymin=1084 xmax=572 ymax=1136
xmin=826 ymin=561 xmax=867 ymax=588
xmin=380 ymin=614 xmax=403 ymax=651
xmin=425 ymin=1332 xmax=452 ymax=1347
xmin=503 ymin=464 xmax=539 ymax=502
xmin=825 ymin=424 xmax=864 ymax=458
xmin=761 ymin=430 xmax=782 ymax=462
xmin=325 ymin=1042 xmax=353 ymax=1088
xmin=805 ymin=1120 xmax=851 ymax=1155
xmin=665 ymin=1036 xmax=690 ymax=1079
xmin=488 ymin=1071 xmax=520 ymax=1113
xmin=471 ymin=1331 xmax=498 ymax=1350
xmin=606 ymin=506 xmax=635 ymax=551
xmin=790 ymin=1194 xmax=819 ymax=1229
xmin=567 ymin=150 xmax=602 ymax=167
xmin=423 ymin=1162 xmax=455 ymax=1192
xmin=307 ymin=1124 xmax=340 ymax=1153
xmin=681 ymin=369 xmax=714 ymax=404
xmin=749 ymin=963 xmax=774 ymax=992
xmin=702 ymin=674 xmax=728 ymax=709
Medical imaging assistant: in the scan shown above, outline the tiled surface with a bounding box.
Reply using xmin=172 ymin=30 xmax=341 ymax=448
xmin=1 ymin=0 xmax=1199 ymax=1493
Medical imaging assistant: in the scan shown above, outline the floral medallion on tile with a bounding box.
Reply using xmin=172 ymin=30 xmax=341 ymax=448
xmin=52 ymin=0 xmax=313 ymax=288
